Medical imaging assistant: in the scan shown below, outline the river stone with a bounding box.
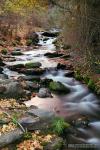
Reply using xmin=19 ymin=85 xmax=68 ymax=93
xmin=19 ymin=68 xmax=45 ymax=76
xmin=0 ymin=74 xmax=8 ymax=79
xmin=64 ymin=71 xmax=74 ymax=77
xmin=22 ymin=81 xmax=39 ymax=91
xmin=40 ymin=78 xmax=53 ymax=87
xmin=11 ymin=51 xmax=23 ymax=56
xmin=37 ymin=88 xmax=52 ymax=98
xmin=0 ymin=58 xmax=5 ymax=66
xmin=42 ymin=31 xmax=59 ymax=37
xmin=0 ymin=67 xmax=3 ymax=73
xmin=44 ymin=137 xmax=63 ymax=150
xmin=27 ymin=108 xmax=54 ymax=119
xmin=44 ymin=52 xmax=63 ymax=58
xmin=18 ymin=76 xmax=40 ymax=82
xmin=25 ymin=62 xmax=41 ymax=69
xmin=0 ymin=80 xmax=28 ymax=99
xmin=8 ymin=64 xmax=25 ymax=71
xmin=49 ymin=81 xmax=70 ymax=94
xmin=19 ymin=116 xmax=40 ymax=128
xmin=57 ymin=63 xmax=66 ymax=70
xmin=0 ymin=129 xmax=23 ymax=148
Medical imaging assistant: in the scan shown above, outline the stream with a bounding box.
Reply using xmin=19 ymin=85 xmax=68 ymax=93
xmin=2 ymin=31 xmax=100 ymax=148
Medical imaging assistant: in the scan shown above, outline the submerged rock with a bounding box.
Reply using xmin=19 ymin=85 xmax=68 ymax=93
xmin=49 ymin=81 xmax=70 ymax=94
xmin=11 ymin=51 xmax=23 ymax=56
xmin=19 ymin=68 xmax=45 ymax=76
xmin=37 ymin=88 xmax=53 ymax=98
xmin=44 ymin=52 xmax=63 ymax=58
xmin=0 ymin=58 xmax=5 ymax=66
xmin=8 ymin=64 xmax=25 ymax=71
xmin=64 ymin=71 xmax=74 ymax=77
xmin=57 ymin=63 xmax=66 ymax=70
xmin=0 ymin=67 xmax=3 ymax=73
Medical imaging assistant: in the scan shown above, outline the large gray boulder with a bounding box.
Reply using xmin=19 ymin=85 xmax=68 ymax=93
xmin=37 ymin=88 xmax=53 ymax=98
xmin=0 ymin=79 xmax=28 ymax=99
xmin=0 ymin=129 xmax=23 ymax=148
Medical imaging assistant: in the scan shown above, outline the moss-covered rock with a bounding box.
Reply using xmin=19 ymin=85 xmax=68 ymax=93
xmin=44 ymin=52 xmax=63 ymax=58
xmin=25 ymin=62 xmax=41 ymax=69
xmin=49 ymin=81 xmax=70 ymax=94
xmin=11 ymin=51 xmax=23 ymax=56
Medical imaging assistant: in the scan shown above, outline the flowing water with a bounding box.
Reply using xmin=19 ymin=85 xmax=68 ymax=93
xmin=3 ymin=32 xmax=100 ymax=148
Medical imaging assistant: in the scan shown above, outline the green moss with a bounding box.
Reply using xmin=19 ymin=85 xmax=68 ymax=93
xmin=49 ymin=81 xmax=70 ymax=94
xmin=1 ymin=48 xmax=8 ymax=55
xmin=26 ymin=39 xmax=33 ymax=46
xmin=75 ymin=71 xmax=83 ymax=81
xmin=52 ymin=117 xmax=70 ymax=136
xmin=25 ymin=62 xmax=41 ymax=68
xmin=23 ymin=132 xmax=32 ymax=140
xmin=83 ymin=75 xmax=90 ymax=84
xmin=88 ymin=79 xmax=96 ymax=91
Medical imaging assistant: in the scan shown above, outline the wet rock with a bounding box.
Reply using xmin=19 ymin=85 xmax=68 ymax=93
xmin=0 ymin=74 xmax=8 ymax=79
xmin=0 ymin=58 xmax=5 ymax=66
xmin=25 ymin=62 xmax=41 ymax=69
xmin=57 ymin=63 xmax=66 ymax=70
xmin=64 ymin=71 xmax=74 ymax=77
xmin=18 ymin=75 xmax=40 ymax=82
xmin=44 ymin=52 xmax=63 ymax=58
xmin=19 ymin=68 xmax=45 ymax=76
xmin=0 ymin=129 xmax=23 ymax=148
xmin=14 ymin=48 xmax=21 ymax=51
xmin=43 ymin=37 xmax=49 ymax=41
xmin=42 ymin=31 xmax=59 ymax=37
xmin=37 ymin=88 xmax=53 ymax=98
xmin=19 ymin=116 xmax=39 ymax=128
xmin=0 ymin=86 xmax=6 ymax=94
xmin=49 ymin=81 xmax=70 ymax=94
xmin=44 ymin=137 xmax=63 ymax=150
xmin=62 ymin=54 xmax=70 ymax=59
xmin=8 ymin=64 xmax=25 ymax=71
xmin=21 ymin=81 xmax=39 ymax=91
xmin=28 ymin=108 xmax=54 ymax=119
xmin=40 ymin=78 xmax=53 ymax=87
xmin=0 ymin=67 xmax=3 ymax=73
xmin=11 ymin=51 xmax=23 ymax=56
xmin=0 ymin=79 xmax=28 ymax=99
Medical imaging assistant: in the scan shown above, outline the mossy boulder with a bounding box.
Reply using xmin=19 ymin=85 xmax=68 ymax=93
xmin=44 ymin=52 xmax=63 ymax=58
xmin=49 ymin=81 xmax=70 ymax=94
xmin=11 ymin=51 xmax=23 ymax=56
xmin=25 ymin=62 xmax=41 ymax=69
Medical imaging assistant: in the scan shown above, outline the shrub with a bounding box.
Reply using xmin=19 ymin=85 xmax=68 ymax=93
xmin=26 ymin=39 xmax=33 ymax=46
xmin=52 ymin=117 xmax=70 ymax=136
xmin=88 ymin=79 xmax=96 ymax=91
xmin=1 ymin=48 xmax=8 ymax=55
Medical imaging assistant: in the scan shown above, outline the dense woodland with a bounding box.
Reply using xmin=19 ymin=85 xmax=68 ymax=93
xmin=0 ymin=0 xmax=100 ymax=150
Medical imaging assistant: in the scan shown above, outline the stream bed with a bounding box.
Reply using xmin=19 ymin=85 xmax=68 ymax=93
xmin=2 ymin=31 xmax=100 ymax=148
